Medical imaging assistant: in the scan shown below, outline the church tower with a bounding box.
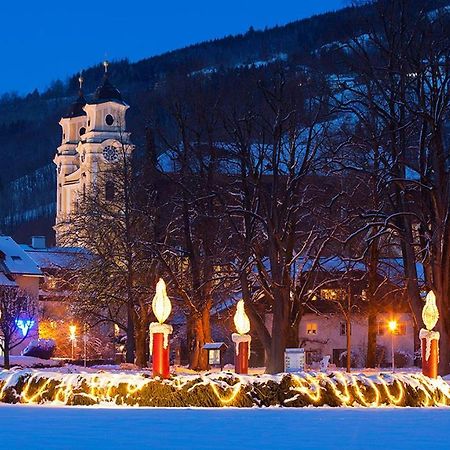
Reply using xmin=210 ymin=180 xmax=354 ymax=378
xmin=54 ymin=62 xmax=133 ymax=244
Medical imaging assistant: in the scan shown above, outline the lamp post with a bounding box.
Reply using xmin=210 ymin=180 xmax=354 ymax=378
xmin=232 ymin=300 xmax=251 ymax=375
xmin=420 ymin=291 xmax=439 ymax=379
xmin=83 ymin=323 xmax=88 ymax=367
xmin=149 ymin=279 xmax=173 ymax=378
xmin=69 ymin=325 xmax=77 ymax=360
xmin=387 ymin=320 xmax=397 ymax=373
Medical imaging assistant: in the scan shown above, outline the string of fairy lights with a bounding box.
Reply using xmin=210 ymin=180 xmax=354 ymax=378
xmin=0 ymin=371 xmax=449 ymax=407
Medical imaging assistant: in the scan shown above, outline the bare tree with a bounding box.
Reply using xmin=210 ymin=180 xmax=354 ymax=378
xmin=220 ymin=68 xmax=343 ymax=373
xmin=0 ymin=286 xmax=36 ymax=369
xmin=335 ymin=0 xmax=450 ymax=372
xmin=59 ymin=123 xmax=158 ymax=367
xmin=153 ymin=77 xmax=235 ymax=370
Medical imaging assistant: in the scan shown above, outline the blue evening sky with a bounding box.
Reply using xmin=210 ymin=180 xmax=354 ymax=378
xmin=1 ymin=0 xmax=344 ymax=95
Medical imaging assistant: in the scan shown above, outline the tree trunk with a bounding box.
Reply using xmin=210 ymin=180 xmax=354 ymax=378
xmin=188 ymin=309 xmax=211 ymax=371
xmin=437 ymin=281 xmax=450 ymax=375
xmin=267 ymin=287 xmax=289 ymax=374
xmin=287 ymin=322 xmax=300 ymax=348
xmin=126 ymin=303 xmax=135 ymax=363
xmin=3 ymin=337 xmax=10 ymax=370
xmin=346 ymin=317 xmax=351 ymax=373
xmin=437 ymin=324 xmax=450 ymax=376
xmin=366 ymin=310 xmax=378 ymax=368
xmin=134 ymin=321 xmax=148 ymax=368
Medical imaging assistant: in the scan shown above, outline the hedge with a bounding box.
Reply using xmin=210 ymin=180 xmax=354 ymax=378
xmin=0 ymin=369 xmax=449 ymax=407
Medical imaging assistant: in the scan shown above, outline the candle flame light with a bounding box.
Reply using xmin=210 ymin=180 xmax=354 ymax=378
xmin=234 ymin=300 xmax=250 ymax=335
xmin=422 ymin=290 xmax=439 ymax=331
xmin=152 ymin=278 xmax=172 ymax=324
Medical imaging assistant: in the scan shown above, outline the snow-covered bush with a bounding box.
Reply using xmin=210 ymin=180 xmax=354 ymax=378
xmin=394 ymin=350 xmax=413 ymax=368
xmin=0 ymin=369 xmax=449 ymax=408
xmin=22 ymin=339 xmax=56 ymax=360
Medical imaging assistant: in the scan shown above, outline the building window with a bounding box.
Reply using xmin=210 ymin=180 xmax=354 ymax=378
xmin=340 ymin=322 xmax=351 ymax=336
xmin=105 ymin=181 xmax=115 ymax=201
xmin=306 ymin=323 xmax=317 ymax=335
xmin=105 ymin=114 xmax=115 ymax=126
xmin=79 ymin=127 xmax=86 ymax=136
xmin=306 ymin=350 xmax=321 ymax=365
xmin=320 ymin=288 xmax=346 ymax=301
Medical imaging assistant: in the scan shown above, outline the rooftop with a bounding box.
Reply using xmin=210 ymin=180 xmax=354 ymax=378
xmin=0 ymin=236 xmax=43 ymax=276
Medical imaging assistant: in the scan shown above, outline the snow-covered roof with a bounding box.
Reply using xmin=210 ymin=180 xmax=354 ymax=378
xmin=22 ymin=246 xmax=90 ymax=271
xmin=0 ymin=272 xmax=18 ymax=287
xmin=0 ymin=236 xmax=43 ymax=276
xmin=203 ymin=342 xmax=227 ymax=350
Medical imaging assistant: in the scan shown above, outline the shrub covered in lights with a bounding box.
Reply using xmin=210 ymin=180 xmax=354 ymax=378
xmin=0 ymin=370 xmax=449 ymax=407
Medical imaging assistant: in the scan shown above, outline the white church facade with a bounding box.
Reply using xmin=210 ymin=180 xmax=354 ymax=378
xmin=54 ymin=62 xmax=133 ymax=244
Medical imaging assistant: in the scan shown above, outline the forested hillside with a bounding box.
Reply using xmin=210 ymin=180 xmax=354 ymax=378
xmin=0 ymin=0 xmax=448 ymax=243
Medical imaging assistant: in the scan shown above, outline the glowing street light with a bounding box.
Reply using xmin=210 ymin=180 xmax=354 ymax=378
xmin=69 ymin=324 xmax=77 ymax=360
xmin=388 ymin=320 xmax=397 ymax=373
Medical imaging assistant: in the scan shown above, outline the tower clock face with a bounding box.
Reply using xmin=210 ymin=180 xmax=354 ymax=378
xmin=103 ymin=145 xmax=119 ymax=162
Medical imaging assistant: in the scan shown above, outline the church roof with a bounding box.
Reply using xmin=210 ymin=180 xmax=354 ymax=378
xmin=62 ymin=91 xmax=87 ymax=119
xmin=92 ymin=75 xmax=126 ymax=105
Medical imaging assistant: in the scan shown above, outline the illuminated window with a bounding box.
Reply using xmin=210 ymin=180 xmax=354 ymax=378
xmin=320 ymin=289 xmax=346 ymax=301
xmin=306 ymin=323 xmax=318 ymax=335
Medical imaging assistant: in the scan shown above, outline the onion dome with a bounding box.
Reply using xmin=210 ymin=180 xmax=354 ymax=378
xmin=92 ymin=61 xmax=125 ymax=104
xmin=63 ymin=75 xmax=87 ymax=118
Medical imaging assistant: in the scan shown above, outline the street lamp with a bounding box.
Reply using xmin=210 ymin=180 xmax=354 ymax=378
xmin=69 ymin=324 xmax=77 ymax=360
xmin=388 ymin=320 xmax=397 ymax=372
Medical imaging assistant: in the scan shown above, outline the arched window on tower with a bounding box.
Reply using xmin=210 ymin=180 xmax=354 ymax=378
xmin=105 ymin=180 xmax=115 ymax=201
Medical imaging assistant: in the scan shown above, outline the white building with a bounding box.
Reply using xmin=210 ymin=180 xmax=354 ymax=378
xmin=54 ymin=63 xmax=133 ymax=244
xmin=299 ymin=309 xmax=415 ymax=368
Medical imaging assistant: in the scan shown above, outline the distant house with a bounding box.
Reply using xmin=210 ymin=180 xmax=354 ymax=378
xmin=0 ymin=235 xmax=44 ymax=355
xmin=298 ymin=300 xmax=415 ymax=369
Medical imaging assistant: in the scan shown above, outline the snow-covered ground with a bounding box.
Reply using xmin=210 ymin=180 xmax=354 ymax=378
xmin=0 ymin=405 xmax=449 ymax=450
xmin=0 ymin=356 xmax=61 ymax=368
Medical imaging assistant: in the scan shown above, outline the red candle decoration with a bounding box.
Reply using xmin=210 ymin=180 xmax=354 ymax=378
xmin=149 ymin=279 xmax=173 ymax=379
xmin=232 ymin=300 xmax=251 ymax=375
xmin=420 ymin=291 xmax=440 ymax=379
